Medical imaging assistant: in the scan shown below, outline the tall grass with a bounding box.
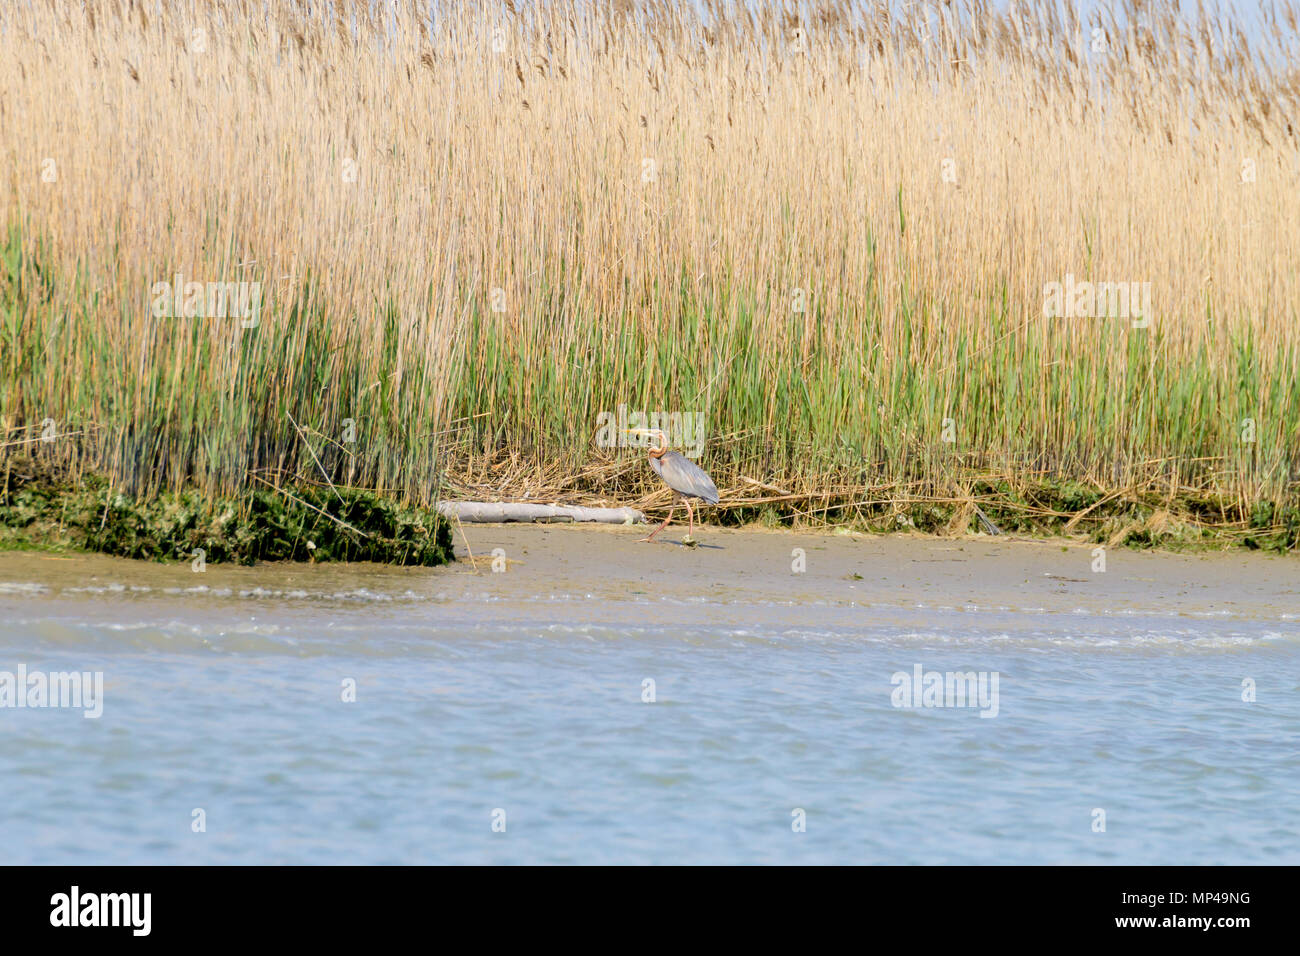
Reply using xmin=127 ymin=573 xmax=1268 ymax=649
xmin=1 ymin=1 xmax=1298 ymax=541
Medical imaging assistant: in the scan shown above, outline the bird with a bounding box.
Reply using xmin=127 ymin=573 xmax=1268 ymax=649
xmin=625 ymin=427 xmax=719 ymax=544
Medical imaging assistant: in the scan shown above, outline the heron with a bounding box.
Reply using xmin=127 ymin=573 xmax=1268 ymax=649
xmin=625 ymin=427 xmax=719 ymax=544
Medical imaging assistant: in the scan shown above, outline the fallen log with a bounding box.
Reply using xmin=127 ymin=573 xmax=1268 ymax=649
xmin=437 ymin=501 xmax=644 ymax=524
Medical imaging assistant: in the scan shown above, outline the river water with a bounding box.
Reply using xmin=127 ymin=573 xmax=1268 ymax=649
xmin=1 ymin=542 xmax=1297 ymax=865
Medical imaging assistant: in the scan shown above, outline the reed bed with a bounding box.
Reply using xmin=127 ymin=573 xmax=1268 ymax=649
xmin=1 ymin=0 xmax=1298 ymax=547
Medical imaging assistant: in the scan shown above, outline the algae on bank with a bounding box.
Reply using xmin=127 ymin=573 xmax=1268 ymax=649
xmin=0 ymin=457 xmax=454 ymax=566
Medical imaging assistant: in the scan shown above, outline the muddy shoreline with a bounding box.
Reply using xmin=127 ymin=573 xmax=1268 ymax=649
xmin=447 ymin=524 xmax=1300 ymax=620
xmin=5 ymin=523 xmax=1296 ymax=621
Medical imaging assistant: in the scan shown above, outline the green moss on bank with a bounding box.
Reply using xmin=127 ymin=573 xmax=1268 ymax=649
xmin=0 ymin=458 xmax=454 ymax=566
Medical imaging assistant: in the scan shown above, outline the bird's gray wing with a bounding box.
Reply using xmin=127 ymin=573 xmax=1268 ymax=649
xmin=658 ymin=452 xmax=720 ymax=504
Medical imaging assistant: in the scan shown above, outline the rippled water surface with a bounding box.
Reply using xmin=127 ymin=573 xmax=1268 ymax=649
xmin=1 ymin=548 xmax=1297 ymax=865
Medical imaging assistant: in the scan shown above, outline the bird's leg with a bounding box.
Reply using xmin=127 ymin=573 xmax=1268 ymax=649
xmin=685 ymin=498 xmax=695 ymax=538
xmin=639 ymin=503 xmax=673 ymax=542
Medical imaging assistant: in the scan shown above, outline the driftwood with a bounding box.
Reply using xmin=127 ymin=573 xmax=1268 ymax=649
xmin=437 ymin=501 xmax=644 ymax=524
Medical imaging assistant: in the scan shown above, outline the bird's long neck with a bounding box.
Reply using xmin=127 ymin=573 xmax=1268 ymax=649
xmin=647 ymin=431 xmax=667 ymax=457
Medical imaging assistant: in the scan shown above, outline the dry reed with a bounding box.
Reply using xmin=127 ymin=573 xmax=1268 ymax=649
xmin=1 ymin=0 xmax=1297 ymax=542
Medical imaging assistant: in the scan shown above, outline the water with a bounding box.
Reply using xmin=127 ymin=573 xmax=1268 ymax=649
xmin=1 ymin=549 xmax=1297 ymax=865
